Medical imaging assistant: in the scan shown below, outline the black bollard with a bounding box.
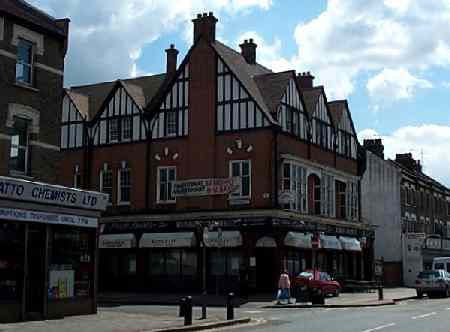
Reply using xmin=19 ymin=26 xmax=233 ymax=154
xmin=378 ymin=286 xmax=384 ymax=301
xmin=179 ymin=297 xmax=186 ymax=317
xmin=184 ymin=296 xmax=192 ymax=326
xmin=227 ymin=293 xmax=234 ymax=320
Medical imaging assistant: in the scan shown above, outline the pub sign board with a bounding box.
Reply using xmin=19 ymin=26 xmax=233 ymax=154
xmin=0 ymin=176 xmax=108 ymax=211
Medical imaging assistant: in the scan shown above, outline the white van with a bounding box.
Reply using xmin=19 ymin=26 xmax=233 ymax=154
xmin=432 ymin=257 xmax=450 ymax=272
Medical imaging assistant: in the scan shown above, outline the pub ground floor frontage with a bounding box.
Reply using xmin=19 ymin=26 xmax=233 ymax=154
xmin=0 ymin=177 xmax=107 ymax=323
xmin=99 ymin=210 xmax=375 ymax=295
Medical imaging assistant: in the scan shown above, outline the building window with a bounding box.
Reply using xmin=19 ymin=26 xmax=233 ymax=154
xmin=73 ymin=164 xmax=81 ymax=188
xmin=230 ymin=160 xmax=251 ymax=198
xmin=157 ymin=166 xmax=176 ymax=203
xmin=281 ymin=162 xmax=307 ymax=213
xmin=100 ymin=164 xmax=113 ymax=203
xmin=9 ymin=117 xmax=29 ymax=174
xmin=109 ymin=119 xmax=119 ymax=143
xmin=122 ymin=117 xmax=132 ymax=141
xmin=118 ymin=162 xmax=131 ymax=204
xmin=336 ymin=181 xmax=346 ymax=219
xmin=347 ymin=182 xmax=359 ymax=221
xmin=307 ymin=174 xmax=321 ymax=215
xmin=321 ymin=174 xmax=335 ymax=217
xmin=16 ymin=39 xmax=33 ymax=85
xmin=166 ymin=111 xmax=177 ymax=137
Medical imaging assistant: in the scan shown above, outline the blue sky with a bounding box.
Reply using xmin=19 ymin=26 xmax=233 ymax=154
xmin=32 ymin=0 xmax=450 ymax=186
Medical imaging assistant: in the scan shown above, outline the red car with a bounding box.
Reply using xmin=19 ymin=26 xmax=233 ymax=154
xmin=292 ymin=270 xmax=341 ymax=297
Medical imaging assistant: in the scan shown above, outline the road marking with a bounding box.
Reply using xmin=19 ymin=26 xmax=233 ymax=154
xmin=411 ymin=312 xmax=436 ymax=320
xmin=446 ymin=307 xmax=450 ymax=310
xmin=243 ymin=310 xmax=263 ymax=314
xmin=361 ymin=322 xmax=396 ymax=332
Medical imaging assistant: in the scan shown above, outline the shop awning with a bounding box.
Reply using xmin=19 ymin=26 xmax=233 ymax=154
xmin=320 ymin=235 xmax=342 ymax=250
xmin=99 ymin=234 xmax=136 ymax=249
xmin=284 ymin=232 xmax=313 ymax=249
xmin=339 ymin=237 xmax=361 ymax=252
xmin=139 ymin=232 xmax=197 ymax=248
xmin=204 ymin=231 xmax=243 ymax=248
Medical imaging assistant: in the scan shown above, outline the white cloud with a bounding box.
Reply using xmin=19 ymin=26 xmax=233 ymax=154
xmin=359 ymin=125 xmax=450 ymax=187
xmin=366 ymin=68 xmax=432 ymax=105
xmin=30 ymin=0 xmax=272 ymax=86
xmin=290 ymin=0 xmax=450 ymax=99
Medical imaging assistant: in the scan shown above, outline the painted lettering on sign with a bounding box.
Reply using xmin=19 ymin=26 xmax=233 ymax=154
xmin=172 ymin=177 xmax=240 ymax=197
xmin=0 ymin=176 xmax=108 ymax=211
xmin=0 ymin=207 xmax=98 ymax=228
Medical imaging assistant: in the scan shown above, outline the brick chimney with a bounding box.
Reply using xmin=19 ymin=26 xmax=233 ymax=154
xmin=363 ymin=139 xmax=385 ymax=159
xmin=239 ymin=39 xmax=257 ymax=64
xmin=396 ymin=153 xmax=423 ymax=173
xmin=297 ymin=72 xmax=315 ymax=89
xmin=165 ymin=44 xmax=179 ymax=78
xmin=192 ymin=12 xmax=218 ymax=43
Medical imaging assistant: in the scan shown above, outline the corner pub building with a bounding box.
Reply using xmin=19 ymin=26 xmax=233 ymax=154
xmin=59 ymin=13 xmax=375 ymax=295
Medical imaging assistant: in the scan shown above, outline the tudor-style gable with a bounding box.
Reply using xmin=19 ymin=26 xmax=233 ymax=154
xmin=278 ymin=77 xmax=308 ymax=141
xmin=91 ymin=83 xmax=147 ymax=146
xmin=311 ymin=91 xmax=334 ymax=151
xmin=216 ymin=57 xmax=271 ymax=131
xmin=329 ymin=100 xmax=358 ymax=160
xmin=61 ymin=92 xmax=86 ymax=149
xmin=150 ymin=63 xmax=189 ymax=139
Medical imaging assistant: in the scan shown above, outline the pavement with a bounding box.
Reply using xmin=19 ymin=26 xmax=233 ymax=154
xmin=0 ymin=288 xmax=418 ymax=332
xmin=0 ymin=306 xmax=250 ymax=332
xmin=264 ymin=287 xmax=417 ymax=308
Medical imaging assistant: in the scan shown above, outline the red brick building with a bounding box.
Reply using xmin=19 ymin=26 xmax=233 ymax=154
xmin=60 ymin=13 xmax=374 ymax=294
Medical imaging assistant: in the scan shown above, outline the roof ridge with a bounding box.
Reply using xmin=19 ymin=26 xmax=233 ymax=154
xmin=70 ymin=73 xmax=165 ymax=90
xmin=214 ymin=40 xmax=273 ymax=73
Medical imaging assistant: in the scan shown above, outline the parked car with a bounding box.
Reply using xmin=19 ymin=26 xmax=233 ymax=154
xmin=415 ymin=269 xmax=450 ymax=298
xmin=292 ymin=270 xmax=341 ymax=297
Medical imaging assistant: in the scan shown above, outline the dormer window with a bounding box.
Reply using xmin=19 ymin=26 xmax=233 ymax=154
xmin=16 ymin=39 xmax=33 ymax=85
xmin=109 ymin=119 xmax=119 ymax=143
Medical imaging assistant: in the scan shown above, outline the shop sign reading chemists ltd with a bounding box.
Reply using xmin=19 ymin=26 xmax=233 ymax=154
xmin=172 ymin=177 xmax=240 ymax=197
xmin=0 ymin=176 xmax=108 ymax=210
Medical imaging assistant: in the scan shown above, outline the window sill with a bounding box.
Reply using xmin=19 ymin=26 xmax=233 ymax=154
xmin=8 ymin=170 xmax=33 ymax=180
xmin=14 ymin=82 xmax=39 ymax=93
xmin=117 ymin=202 xmax=131 ymax=206
xmin=157 ymin=201 xmax=176 ymax=205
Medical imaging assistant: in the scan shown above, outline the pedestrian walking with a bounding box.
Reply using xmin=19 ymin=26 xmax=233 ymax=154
xmin=276 ymin=270 xmax=292 ymax=304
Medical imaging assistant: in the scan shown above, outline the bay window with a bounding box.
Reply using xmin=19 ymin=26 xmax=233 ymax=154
xmin=281 ymin=162 xmax=307 ymax=213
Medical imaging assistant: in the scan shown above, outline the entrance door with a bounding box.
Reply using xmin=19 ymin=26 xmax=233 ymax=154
xmin=256 ymin=248 xmax=278 ymax=292
xmin=25 ymin=226 xmax=46 ymax=319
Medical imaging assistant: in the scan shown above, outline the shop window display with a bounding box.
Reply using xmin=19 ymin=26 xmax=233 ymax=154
xmin=148 ymin=250 xmax=197 ymax=276
xmin=0 ymin=222 xmax=24 ymax=302
xmin=106 ymin=253 xmax=136 ymax=277
xmin=48 ymin=228 xmax=95 ymax=299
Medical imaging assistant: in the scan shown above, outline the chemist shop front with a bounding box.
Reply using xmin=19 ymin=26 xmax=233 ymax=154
xmin=0 ymin=176 xmax=107 ymax=323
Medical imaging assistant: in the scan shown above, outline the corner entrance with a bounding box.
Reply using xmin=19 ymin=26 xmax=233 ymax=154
xmin=255 ymin=237 xmax=279 ymax=292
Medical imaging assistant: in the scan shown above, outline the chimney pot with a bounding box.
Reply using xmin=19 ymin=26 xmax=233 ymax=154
xmin=165 ymin=44 xmax=179 ymax=78
xmin=363 ymin=139 xmax=385 ymax=159
xmin=240 ymin=38 xmax=257 ymax=64
xmin=192 ymin=12 xmax=218 ymax=43
xmin=297 ymin=71 xmax=315 ymax=89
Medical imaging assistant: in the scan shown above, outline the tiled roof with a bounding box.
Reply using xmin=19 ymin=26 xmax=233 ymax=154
xmin=0 ymin=0 xmax=67 ymax=37
xmin=328 ymin=100 xmax=346 ymax=127
xmin=301 ymin=87 xmax=322 ymax=115
xmin=212 ymin=41 xmax=277 ymax=124
xmin=254 ymin=71 xmax=294 ymax=114
xmin=65 ymin=90 xmax=89 ymax=120
xmin=67 ymin=74 xmax=166 ymax=121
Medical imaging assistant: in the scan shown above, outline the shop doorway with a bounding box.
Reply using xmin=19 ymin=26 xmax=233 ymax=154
xmin=256 ymin=248 xmax=278 ymax=292
xmin=24 ymin=226 xmax=46 ymax=319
